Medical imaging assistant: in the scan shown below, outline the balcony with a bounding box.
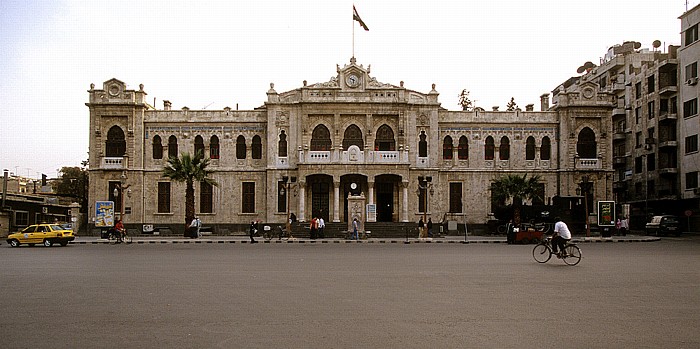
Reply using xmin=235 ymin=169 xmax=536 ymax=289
xmin=659 ymin=167 xmax=678 ymax=175
xmin=610 ymin=82 xmax=626 ymax=93
xmin=659 ymin=85 xmax=678 ymax=96
xmin=306 ymin=151 xmax=331 ymax=164
xmin=300 ymin=149 xmax=408 ymax=165
xmin=612 ymin=108 xmax=627 ymax=116
xmin=658 ymin=140 xmax=678 ymax=148
xmin=613 ymin=131 xmax=627 ymax=141
xmin=575 ymin=158 xmax=600 ymax=170
xmin=101 ymin=157 xmax=127 ymax=169
xmin=658 ymin=112 xmax=677 ymax=122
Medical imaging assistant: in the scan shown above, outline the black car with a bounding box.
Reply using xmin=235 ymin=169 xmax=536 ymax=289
xmin=645 ymin=215 xmax=681 ymax=236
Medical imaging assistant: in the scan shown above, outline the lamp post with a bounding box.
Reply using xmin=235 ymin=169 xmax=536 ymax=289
xmin=418 ymin=176 xmax=433 ymax=238
xmin=578 ymin=175 xmax=593 ymax=237
xmin=113 ymin=171 xmax=131 ymax=223
xmin=280 ymin=175 xmax=296 ymax=236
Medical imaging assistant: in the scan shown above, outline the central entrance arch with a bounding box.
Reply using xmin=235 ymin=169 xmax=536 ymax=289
xmin=375 ymin=174 xmax=401 ymax=222
xmin=307 ymin=174 xmax=332 ymax=222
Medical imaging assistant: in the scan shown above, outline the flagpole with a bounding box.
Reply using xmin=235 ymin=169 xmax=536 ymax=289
xmin=352 ymin=3 xmax=355 ymax=59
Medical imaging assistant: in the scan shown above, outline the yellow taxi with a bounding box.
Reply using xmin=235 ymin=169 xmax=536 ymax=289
xmin=6 ymin=224 xmax=75 ymax=247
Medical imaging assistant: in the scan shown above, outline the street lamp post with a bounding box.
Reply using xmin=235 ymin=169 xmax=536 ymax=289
xmin=113 ymin=171 xmax=131 ymax=223
xmin=281 ymin=176 xmax=296 ymax=236
xmin=418 ymin=176 xmax=433 ymax=238
xmin=578 ymin=175 xmax=593 ymax=237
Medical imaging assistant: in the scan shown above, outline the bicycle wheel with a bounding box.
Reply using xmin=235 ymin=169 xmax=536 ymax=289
xmin=108 ymin=232 xmax=117 ymax=244
xmin=562 ymin=245 xmax=582 ymax=266
xmin=263 ymin=231 xmax=273 ymax=241
xmin=497 ymin=224 xmax=507 ymax=234
xmin=281 ymin=231 xmax=290 ymax=241
xmin=532 ymin=243 xmax=552 ymax=263
xmin=122 ymin=234 xmax=132 ymax=243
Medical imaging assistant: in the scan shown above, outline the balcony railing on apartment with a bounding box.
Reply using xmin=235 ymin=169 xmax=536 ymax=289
xmin=575 ymin=158 xmax=600 ymax=170
xmin=101 ymin=157 xmax=127 ymax=169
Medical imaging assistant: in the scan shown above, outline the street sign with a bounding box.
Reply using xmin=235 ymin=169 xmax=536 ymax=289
xmin=597 ymin=201 xmax=615 ymax=226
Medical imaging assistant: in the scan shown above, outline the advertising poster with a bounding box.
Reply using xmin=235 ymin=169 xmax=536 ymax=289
xmin=95 ymin=201 xmax=115 ymax=227
xmin=597 ymin=201 xmax=615 ymax=226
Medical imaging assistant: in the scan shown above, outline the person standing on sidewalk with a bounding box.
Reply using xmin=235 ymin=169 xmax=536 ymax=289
xmin=418 ymin=218 xmax=424 ymax=238
xmin=427 ymin=218 xmax=434 ymax=237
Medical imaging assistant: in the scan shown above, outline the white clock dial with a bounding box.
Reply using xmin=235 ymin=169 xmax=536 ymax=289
xmin=350 ymin=183 xmax=357 ymax=190
xmin=346 ymin=74 xmax=359 ymax=87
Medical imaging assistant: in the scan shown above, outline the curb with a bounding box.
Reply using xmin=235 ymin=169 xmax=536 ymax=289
xmin=67 ymin=236 xmax=661 ymax=245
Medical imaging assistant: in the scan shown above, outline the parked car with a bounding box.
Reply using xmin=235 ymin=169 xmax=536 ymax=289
xmin=6 ymin=224 xmax=75 ymax=247
xmin=645 ymin=215 xmax=681 ymax=237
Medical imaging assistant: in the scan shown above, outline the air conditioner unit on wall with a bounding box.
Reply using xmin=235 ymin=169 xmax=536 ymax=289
xmin=687 ymin=77 xmax=698 ymax=86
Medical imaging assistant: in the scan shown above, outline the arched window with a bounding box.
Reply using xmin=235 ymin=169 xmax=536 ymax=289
xmin=236 ymin=135 xmax=247 ymax=159
xmin=152 ymin=135 xmax=163 ymax=160
xmin=209 ymin=135 xmax=220 ymax=159
xmin=194 ymin=135 xmax=204 ymax=157
xmin=252 ymin=135 xmax=262 ymax=159
xmin=458 ymin=136 xmax=468 ymax=160
xmin=418 ymin=131 xmax=428 ymax=157
xmin=499 ymin=136 xmax=510 ymax=160
xmin=106 ymin=125 xmax=126 ymax=157
xmin=541 ymin=136 xmax=551 ymax=160
xmin=278 ymin=131 xmax=288 ymax=157
xmin=577 ymin=127 xmax=597 ymax=158
xmin=342 ymin=124 xmax=364 ymax=150
xmin=168 ymin=135 xmax=178 ymax=159
xmin=484 ymin=136 xmax=495 ymax=160
xmin=443 ymin=136 xmax=453 ymax=160
xmin=375 ymin=124 xmax=395 ymax=151
xmin=311 ymin=125 xmax=331 ymax=151
xmin=526 ymin=136 xmax=536 ymax=160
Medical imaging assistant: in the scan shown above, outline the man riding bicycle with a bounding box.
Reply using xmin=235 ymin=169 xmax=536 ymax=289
xmin=552 ymin=217 xmax=571 ymax=257
xmin=110 ymin=219 xmax=126 ymax=243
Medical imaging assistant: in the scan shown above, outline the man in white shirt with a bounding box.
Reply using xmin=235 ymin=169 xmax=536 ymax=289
xmin=552 ymin=216 xmax=571 ymax=257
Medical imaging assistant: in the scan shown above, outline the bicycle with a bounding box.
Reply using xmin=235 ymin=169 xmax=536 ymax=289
xmin=264 ymin=226 xmax=291 ymax=241
xmin=108 ymin=229 xmax=132 ymax=244
xmin=532 ymin=236 xmax=581 ymax=266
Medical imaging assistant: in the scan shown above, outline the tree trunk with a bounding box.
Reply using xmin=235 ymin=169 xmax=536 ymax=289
xmin=185 ymin=180 xmax=195 ymax=225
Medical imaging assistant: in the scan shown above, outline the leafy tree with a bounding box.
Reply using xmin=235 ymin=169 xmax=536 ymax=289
xmin=458 ymin=89 xmax=473 ymax=111
xmin=491 ymin=174 xmax=542 ymax=225
xmin=162 ymin=151 xmax=218 ymax=226
xmin=54 ymin=163 xmax=89 ymax=231
xmin=506 ymin=97 xmax=518 ymax=111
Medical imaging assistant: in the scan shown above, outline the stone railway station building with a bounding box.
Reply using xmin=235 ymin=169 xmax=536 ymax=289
xmin=87 ymin=58 xmax=612 ymax=235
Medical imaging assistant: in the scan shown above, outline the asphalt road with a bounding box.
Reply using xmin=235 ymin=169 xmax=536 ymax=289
xmin=1 ymin=237 xmax=698 ymax=349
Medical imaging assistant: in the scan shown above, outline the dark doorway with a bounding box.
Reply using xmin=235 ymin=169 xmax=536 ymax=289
xmin=376 ymin=182 xmax=394 ymax=222
xmin=311 ymin=182 xmax=330 ymax=222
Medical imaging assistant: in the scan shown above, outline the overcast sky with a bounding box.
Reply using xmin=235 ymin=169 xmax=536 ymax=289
xmin=0 ymin=0 xmax=693 ymax=179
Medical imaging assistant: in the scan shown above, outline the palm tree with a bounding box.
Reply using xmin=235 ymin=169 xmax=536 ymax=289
xmin=491 ymin=174 xmax=542 ymax=225
xmin=162 ymin=150 xmax=218 ymax=227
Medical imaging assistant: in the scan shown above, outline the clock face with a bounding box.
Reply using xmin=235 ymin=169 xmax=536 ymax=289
xmin=346 ymin=74 xmax=359 ymax=88
xmin=350 ymin=183 xmax=357 ymax=190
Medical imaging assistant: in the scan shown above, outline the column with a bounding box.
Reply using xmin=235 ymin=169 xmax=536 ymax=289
xmin=333 ymin=180 xmax=340 ymax=222
xmin=402 ymin=181 xmax=409 ymax=222
xmin=368 ymin=181 xmax=375 ymax=205
xmin=298 ymin=181 xmax=306 ymax=222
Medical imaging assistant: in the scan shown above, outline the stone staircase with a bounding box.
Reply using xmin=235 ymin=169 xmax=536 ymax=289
xmin=290 ymin=221 xmax=419 ymax=239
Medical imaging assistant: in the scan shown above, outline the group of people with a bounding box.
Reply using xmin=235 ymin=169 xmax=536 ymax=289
xmin=309 ymin=216 xmax=325 ymax=239
xmin=615 ymin=216 xmax=629 ymax=236
xmin=417 ymin=218 xmax=435 ymax=238
xmin=186 ymin=216 xmax=202 ymax=239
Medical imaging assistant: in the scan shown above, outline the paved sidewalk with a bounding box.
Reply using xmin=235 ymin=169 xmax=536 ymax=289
xmin=65 ymin=234 xmax=661 ymax=245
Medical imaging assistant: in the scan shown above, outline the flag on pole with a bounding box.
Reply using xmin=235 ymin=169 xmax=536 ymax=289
xmin=353 ymin=5 xmax=369 ymax=31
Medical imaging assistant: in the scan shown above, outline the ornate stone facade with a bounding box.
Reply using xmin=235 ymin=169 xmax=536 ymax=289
xmin=86 ymin=58 xmax=613 ymax=233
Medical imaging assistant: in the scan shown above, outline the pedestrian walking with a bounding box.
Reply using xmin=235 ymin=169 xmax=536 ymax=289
xmin=318 ymin=217 xmax=325 ymax=239
xmin=249 ymin=221 xmax=258 ymax=243
xmin=506 ymin=219 xmax=516 ymax=244
xmin=615 ymin=218 xmax=622 ymax=236
xmin=310 ymin=217 xmax=318 ymax=239
xmin=427 ymin=218 xmax=434 ymax=237
xmin=620 ymin=216 xmax=629 ymax=236
xmin=352 ymin=217 xmax=359 ymax=240
xmin=418 ymin=218 xmax=425 ymax=238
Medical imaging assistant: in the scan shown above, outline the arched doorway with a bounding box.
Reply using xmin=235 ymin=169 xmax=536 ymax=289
xmin=341 ymin=174 xmax=367 ymax=222
xmin=375 ymin=174 xmax=401 ymax=222
xmin=307 ymin=174 xmax=332 ymax=222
